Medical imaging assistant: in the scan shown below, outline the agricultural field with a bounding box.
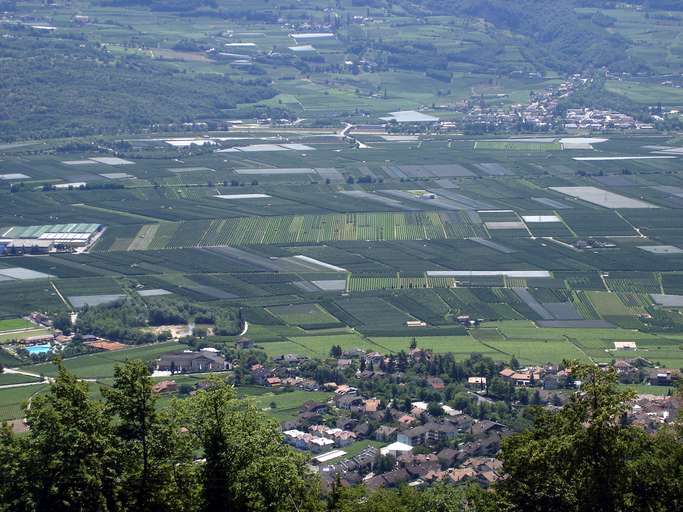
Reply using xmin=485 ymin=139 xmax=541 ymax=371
xmin=0 ymin=384 xmax=48 ymax=422
xmin=2 ymin=21 xmax=683 ymax=415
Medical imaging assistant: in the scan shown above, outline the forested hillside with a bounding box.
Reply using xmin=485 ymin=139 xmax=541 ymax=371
xmin=0 ymin=26 xmax=276 ymax=140
xmin=1 ymin=0 xmax=677 ymax=139
xmin=416 ymin=0 xmax=645 ymax=73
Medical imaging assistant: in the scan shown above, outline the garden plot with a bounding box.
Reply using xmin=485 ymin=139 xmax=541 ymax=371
xmin=99 ymin=173 xmax=134 ymax=179
xmin=288 ymin=45 xmax=316 ymax=52
xmin=513 ymin=289 xmax=584 ymax=322
xmin=281 ymin=144 xmax=316 ymax=151
xmin=543 ymin=303 xmax=583 ymax=321
xmin=233 ymin=168 xmax=316 ymax=175
xmin=62 ymin=160 xmax=97 ymax=165
xmin=512 ymin=288 xmax=554 ymax=320
xmin=280 ymin=255 xmax=347 ymax=272
xmin=397 ymin=164 xmax=474 ymax=178
xmin=593 ymin=175 xmax=638 ymax=187
xmin=560 ymin=137 xmax=607 ymax=150
xmin=267 ymin=303 xmax=339 ymax=327
xmin=475 ymin=140 xmax=562 ymax=151
xmin=521 ymin=215 xmax=561 ymax=223
xmin=293 ymin=281 xmax=319 ymax=293
xmin=651 ymin=294 xmax=683 ymax=307
xmin=214 ymin=194 xmax=272 ymax=199
xmin=187 ymin=285 xmax=236 ymax=300
xmin=0 ymin=268 xmax=53 ymax=280
xmin=435 ymin=190 xmax=492 ymax=209
xmin=427 ymin=271 xmax=551 ymax=278
xmin=315 ymin=168 xmax=344 ymax=182
xmin=433 ymin=179 xmax=458 ymax=189
xmin=652 ymin=186 xmax=683 ymax=197
xmin=381 ymin=135 xmax=419 ymax=142
xmin=312 ymin=280 xmax=347 ymax=291
xmin=290 ymin=33 xmax=335 ymax=39
xmin=201 ymin=247 xmax=282 ymax=271
xmin=137 ymin=289 xmax=172 ymax=297
xmin=536 ymin=320 xmax=613 ymax=328
xmin=573 ymin=156 xmax=676 ymax=161
xmin=219 ymin=144 xmax=315 ymax=153
xmin=638 ymin=245 xmax=683 ymax=255
xmin=164 ymin=138 xmax=217 ymax=147
xmin=485 ymin=221 xmax=526 ymax=230
xmin=380 ymin=111 xmax=439 ymax=123
xmin=0 ymin=173 xmax=30 ymax=180
xmin=642 ymin=146 xmax=673 ymax=151
xmin=531 ymin=197 xmax=572 ymax=209
xmin=380 ymin=190 xmax=468 ymax=210
xmin=218 ymin=144 xmax=287 ymax=153
xmin=339 ymin=191 xmax=416 ymax=210
xmin=68 ymin=294 xmax=126 ymax=309
xmin=475 ymin=163 xmax=513 ymax=176
xmin=549 ymin=187 xmax=658 ymax=209
xmin=335 ymin=297 xmax=417 ymax=328
xmin=88 ymin=157 xmax=135 ymax=166
xmin=167 ymin=167 xmax=216 ymax=173
xmin=467 ymin=238 xmax=517 ymax=253
xmin=649 ymin=147 xmax=683 ymax=155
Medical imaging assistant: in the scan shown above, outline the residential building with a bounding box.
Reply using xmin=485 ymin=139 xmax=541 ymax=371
xmin=157 ymin=351 xmax=226 ymax=373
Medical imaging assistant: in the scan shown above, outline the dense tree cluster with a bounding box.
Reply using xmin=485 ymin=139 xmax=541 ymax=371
xmin=0 ymin=360 xmax=319 ymax=512
xmin=53 ymin=298 xmax=239 ymax=344
xmin=0 ymin=29 xmax=276 ymax=141
xmin=414 ymin=0 xmax=647 ymax=74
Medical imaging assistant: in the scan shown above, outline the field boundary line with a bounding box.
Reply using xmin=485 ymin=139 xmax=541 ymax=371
xmin=50 ymin=281 xmax=72 ymax=311
xmin=564 ymin=336 xmax=593 ymax=363
xmin=556 ymin=211 xmax=577 ymax=237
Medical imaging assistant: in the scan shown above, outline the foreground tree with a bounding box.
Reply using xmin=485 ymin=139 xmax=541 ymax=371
xmin=178 ymin=377 xmax=322 ymax=512
xmin=330 ymin=482 xmax=497 ymax=512
xmin=496 ymin=363 xmax=683 ymax=512
xmin=0 ymin=423 xmax=31 ymax=512
xmin=22 ymin=362 xmax=117 ymax=512
xmin=103 ymin=360 xmax=198 ymax=512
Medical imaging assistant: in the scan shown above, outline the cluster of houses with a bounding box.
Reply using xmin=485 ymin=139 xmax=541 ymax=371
xmin=297 ymin=392 xmax=510 ymax=490
xmin=359 ymin=454 xmax=503 ymax=491
xmin=283 ymin=425 xmax=357 ymax=452
xmin=143 ymin=336 xmax=683 ymax=492
xmin=458 ymin=75 xmax=586 ymax=131
xmin=563 ymin=108 xmax=651 ymax=131
xmin=271 ymin=374 xmax=512 ymax=490
xmin=628 ymin=393 xmax=682 ymax=433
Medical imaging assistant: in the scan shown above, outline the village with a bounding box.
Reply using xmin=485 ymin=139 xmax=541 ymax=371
xmin=6 ymin=319 xmax=678 ymax=492
xmin=144 ymin=335 xmax=681 ymax=491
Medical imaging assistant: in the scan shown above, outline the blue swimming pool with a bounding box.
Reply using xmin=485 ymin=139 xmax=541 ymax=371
xmin=26 ymin=344 xmax=51 ymax=355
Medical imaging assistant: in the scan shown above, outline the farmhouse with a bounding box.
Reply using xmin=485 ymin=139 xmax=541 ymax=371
xmin=467 ymin=377 xmax=487 ymax=390
xmin=648 ymin=369 xmax=681 ymax=386
xmin=157 ymin=351 xmax=226 ymax=373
